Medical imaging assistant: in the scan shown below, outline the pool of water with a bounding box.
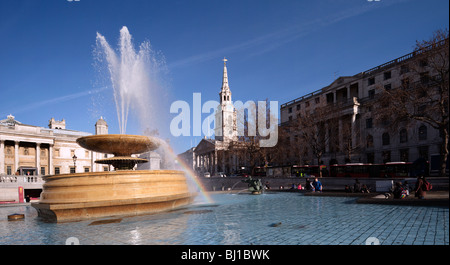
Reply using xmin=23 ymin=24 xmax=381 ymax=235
xmin=0 ymin=192 xmax=448 ymax=245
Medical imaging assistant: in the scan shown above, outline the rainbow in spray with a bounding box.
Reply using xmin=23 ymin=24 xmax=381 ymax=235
xmin=159 ymin=141 xmax=214 ymax=204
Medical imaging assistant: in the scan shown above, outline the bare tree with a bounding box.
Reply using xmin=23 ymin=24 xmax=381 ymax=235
xmin=376 ymin=29 xmax=449 ymax=176
xmin=231 ymin=98 xmax=285 ymax=175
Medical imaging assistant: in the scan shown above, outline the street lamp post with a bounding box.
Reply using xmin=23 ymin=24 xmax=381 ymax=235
xmin=72 ymin=154 xmax=77 ymax=173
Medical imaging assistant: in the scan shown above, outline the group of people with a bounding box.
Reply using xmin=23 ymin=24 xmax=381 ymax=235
xmin=288 ymin=178 xmax=323 ymax=192
xmin=391 ymin=175 xmax=431 ymax=199
xmin=345 ymin=179 xmax=371 ymax=193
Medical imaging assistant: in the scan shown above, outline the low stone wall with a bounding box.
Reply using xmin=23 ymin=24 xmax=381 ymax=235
xmin=199 ymin=176 xmax=449 ymax=192
xmin=0 ymin=175 xmax=44 ymax=202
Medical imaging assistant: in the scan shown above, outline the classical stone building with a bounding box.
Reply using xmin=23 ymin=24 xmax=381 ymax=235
xmin=0 ymin=115 xmax=114 ymax=201
xmin=0 ymin=115 xmax=112 ymax=177
xmin=280 ymin=40 xmax=447 ymax=168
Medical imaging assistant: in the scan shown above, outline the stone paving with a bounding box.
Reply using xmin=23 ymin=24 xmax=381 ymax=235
xmin=0 ymin=192 xmax=448 ymax=245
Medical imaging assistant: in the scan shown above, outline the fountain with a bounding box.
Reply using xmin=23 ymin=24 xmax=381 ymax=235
xmin=242 ymin=176 xmax=264 ymax=195
xmin=31 ymin=27 xmax=196 ymax=222
xmin=31 ymin=134 xmax=195 ymax=222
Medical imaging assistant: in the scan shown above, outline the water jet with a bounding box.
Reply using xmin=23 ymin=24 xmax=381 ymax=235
xmin=31 ymin=27 xmax=196 ymax=222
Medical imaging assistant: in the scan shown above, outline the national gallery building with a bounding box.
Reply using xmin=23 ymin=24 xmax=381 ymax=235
xmin=0 ymin=115 xmax=110 ymax=177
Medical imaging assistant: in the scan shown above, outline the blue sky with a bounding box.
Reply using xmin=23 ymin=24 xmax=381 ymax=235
xmin=0 ymin=0 xmax=448 ymax=154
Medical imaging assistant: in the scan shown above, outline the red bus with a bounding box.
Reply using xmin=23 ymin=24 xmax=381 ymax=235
xmin=329 ymin=162 xmax=414 ymax=178
xmin=253 ymin=166 xmax=267 ymax=177
xmin=329 ymin=163 xmax=371 ymax=178
xmin=292 ymin=165 xmax=328 ymax=177
xmin=379 ymin=162 xmax=413 ymax=178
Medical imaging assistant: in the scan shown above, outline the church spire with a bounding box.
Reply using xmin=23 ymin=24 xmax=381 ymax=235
xmin=220 ymin=58 xmax=231 ymax=104
xmin=221 ymin=57 xmax=229 ymax=91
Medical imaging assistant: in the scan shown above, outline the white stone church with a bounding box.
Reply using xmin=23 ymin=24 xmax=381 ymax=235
xmin=180 ymin=59 xmax=244 ymax=176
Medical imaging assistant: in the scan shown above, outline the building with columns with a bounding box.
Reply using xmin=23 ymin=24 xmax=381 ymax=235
xmin=280 ymin=40 xmax=447 ymax=167
xmin=0 ymin=115 xmax=111 ymax=177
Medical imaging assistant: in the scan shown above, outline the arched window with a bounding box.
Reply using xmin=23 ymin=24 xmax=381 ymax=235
xmin=382 ymin=132 xmax=390 ymax=146
xmin=366 ymin=134 xmax=374 ymax=148
xmin=419 ymin=125 xmax=427 ymax=140
xmin=399 ymin=128 xmax=408 ymax=143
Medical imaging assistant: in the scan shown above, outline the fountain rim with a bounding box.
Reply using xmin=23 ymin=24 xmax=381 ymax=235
xmin=76 ymin=134 xmax=160 ymax=156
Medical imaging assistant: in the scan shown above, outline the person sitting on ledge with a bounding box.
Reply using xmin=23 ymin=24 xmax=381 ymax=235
xmin=354 ymin=179 xmax=362 ymax=193
xmin=361 ymin=184 xmax=370 ymax=193
xmin=313 ymin=178 xmax=322 ymax=192
xmin=344 ymin=185 xmax=352 ymax=193
xmin=393 ymin=182 xmax=407 ymax=199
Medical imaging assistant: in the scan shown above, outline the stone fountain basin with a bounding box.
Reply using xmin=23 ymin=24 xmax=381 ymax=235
xmin=76 ymin=134 xmax=159 ymax=156
xmin=32 ymin=170 xmax=195 ymax=222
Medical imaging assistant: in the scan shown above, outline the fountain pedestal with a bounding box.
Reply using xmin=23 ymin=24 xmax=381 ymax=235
xmin=32 ymin=135 xmax=195 ymax=222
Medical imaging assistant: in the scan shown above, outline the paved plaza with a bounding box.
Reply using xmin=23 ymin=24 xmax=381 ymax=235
xmin=0 ymin=192 xmax=448 ymax=245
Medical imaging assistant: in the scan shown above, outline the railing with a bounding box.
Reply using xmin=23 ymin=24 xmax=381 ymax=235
xmin=280 ymin=88 xmax=323 ymax=108
xmin=0 ymin=175 xmax=44 ymax=184
xmin=280 ymin=38 xmax=448 ymax=109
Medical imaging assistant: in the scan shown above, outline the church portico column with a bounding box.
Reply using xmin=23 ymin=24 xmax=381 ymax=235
xmin=214 ymin=150 xmax=218 ymax=175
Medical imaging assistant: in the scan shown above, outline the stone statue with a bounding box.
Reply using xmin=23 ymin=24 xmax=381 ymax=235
xmin=242 ymin=176 xmax=263 ymax=194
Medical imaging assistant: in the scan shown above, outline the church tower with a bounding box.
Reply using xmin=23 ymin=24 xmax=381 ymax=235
xmin=215 ymin=58 xmax=237 ymax=142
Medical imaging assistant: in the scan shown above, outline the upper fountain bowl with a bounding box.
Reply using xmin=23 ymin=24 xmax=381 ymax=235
xmin=77 ymin=134 xmax=159 ymax=156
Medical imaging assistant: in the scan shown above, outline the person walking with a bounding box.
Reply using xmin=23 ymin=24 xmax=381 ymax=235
xmin=414 ymin=175 xmax=428 ymax=199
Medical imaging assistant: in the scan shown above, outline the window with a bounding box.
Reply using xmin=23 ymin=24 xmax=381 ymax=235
xmin=104 ymin=166 xmax=109 ymax=172
xmin=382 ymin=132 xmax=390 ymax=146
xmin=400 ymin=149 xmax=409 ymax=162
xmin=70 ymin=167 xmax=75 ymax=174
xmin=399 ymin=129 xmax=408 ymax=143
xmin=401 ymin=78 xmax=410 ymax=89
xmin=383 ymin=71 xmax=391 ymax=80
xmin=419 ymin=59 xmax=428 ymax=67
xmin=315 ymin=97 xmax=320 ymax=104
xmin=7 ymin=166 xmax=12 ymax=175
xmin=84 ymin=167 xmax=90 ymax=173
xmin=288 ymin=116 xmax=293 ymax=121
xmin=296 ymin=104 xmax=300 ymax=111
xmin=368 ymin=77 xmax=375 ymax=86
xmin=420 ymin=72 xmax=430 ymax=84
xmin=55 ymin=167 xmax=60 ymax=175
xmin=382 ymin=151 xmax=391 ymax=163
xmin=417 ymin=105 xmax=426 ymax=114
xmin=305 ymin=101 xmax=310 ymax=108
xmin=419 ymin=125 xmax=427 ymax=140
xmin=400 ymin=64 xmax=409 ymax=74
xmin=288 ymin=107 xmax=292 ymax=113
xmin=418 ymin=146 xmax=429 ymax=159
xmin=366 ymin=153 xmax=375 ymax=164
xmin=366 ymin=118 xmax=373 ymax=129
xmin=384 ymin=84 xmax=391 ymax=90
xmin=366 ymin=135 xmax=374 ymax=148
xmin=368 ymin=89 xmax=375 ymax=99
xmin=40 ymin=167 xmax=45 ymax=175
xmin=326 ymin=93 xmax=334 ymax=104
